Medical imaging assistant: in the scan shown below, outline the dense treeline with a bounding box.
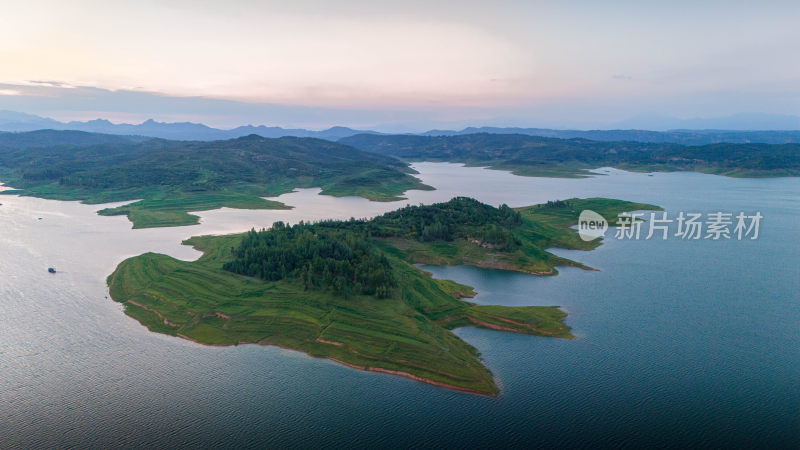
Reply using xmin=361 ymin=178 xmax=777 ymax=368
xmin=309 ymin=197 xmax=524 ymax=249
xmin=223 ymin=198 xmax=528 ymax=297
xmin=368 ymin=197 xmax=522 ymax=249
xmin=541 ymin=200 xmax=572 ymax=209
xmin=223 ymin=222 xmax=395 ymax=298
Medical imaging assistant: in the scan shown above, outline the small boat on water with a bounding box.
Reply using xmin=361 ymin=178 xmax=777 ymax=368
xmin=48 ymin=268 xmax=56 ymax=274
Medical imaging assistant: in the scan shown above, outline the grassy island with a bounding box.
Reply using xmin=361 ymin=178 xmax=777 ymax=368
xmin=108 ymin=197 xmax=659 ymax=395
xmin=0 ymin=134 xmax=431 ymax=228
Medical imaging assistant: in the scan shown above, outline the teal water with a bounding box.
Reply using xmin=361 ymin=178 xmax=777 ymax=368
xmin=0 ymin=165 xmax=798 ymax=448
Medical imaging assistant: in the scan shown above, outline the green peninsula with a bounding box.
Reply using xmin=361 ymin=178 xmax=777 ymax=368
xmin=340 ymin=133 xmax=800 ymax=178
xmin=108 ymin=197 xmax=659 ymax=395
xmin=0 ymin=134 xmax=431 ymax=228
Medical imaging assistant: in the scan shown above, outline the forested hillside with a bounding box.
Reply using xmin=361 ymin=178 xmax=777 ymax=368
xmin=340 ymin=133 xmax=800 ymax=177
xmin=0 ymin=134 xmax=431 ymax=227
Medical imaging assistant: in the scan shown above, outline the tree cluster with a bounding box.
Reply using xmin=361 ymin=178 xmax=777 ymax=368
xmin=223 ymin=222 xmax=395 ymax=298
xmin=541 ymin=199 xmax=572 ymax=209
xmin=315 ymin=197 xmax=524 ymax=249
xmin=366 ymin=197 xmax=522 ymax=241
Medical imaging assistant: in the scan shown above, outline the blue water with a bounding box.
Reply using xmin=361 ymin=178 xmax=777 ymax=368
xmin=0 ymin=165 xmax=798 ymax=448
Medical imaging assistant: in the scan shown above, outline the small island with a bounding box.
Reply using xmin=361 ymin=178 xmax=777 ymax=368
xmin=107 ymin=197 xmax=660 ymax=395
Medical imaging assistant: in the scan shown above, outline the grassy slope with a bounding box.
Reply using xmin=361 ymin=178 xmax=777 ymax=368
xmin=109 ymin=234 xmax=571 ymax=395
xmin=516 ymin=198 xmax=664 ymax=250
xmin=0 ymin=129 xmax=146 ymax=148
xmin=377 ymin=198 xmax=662 ymax=275
xmin=0 ymin=135 xmax=432 ymax=228
xmin=107 ymin=198 xmax=659 ymax=395
xmin=96 ymin=192 xmax=290 ymax=229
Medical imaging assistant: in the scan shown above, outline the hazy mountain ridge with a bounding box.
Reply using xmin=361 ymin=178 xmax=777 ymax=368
xmin=610 ymin=113 xmax=800 ymax=131
xmin=1 ymin=110 xmax=799 ymax=144
xmin=420 ymin=126 xmax=800 ymax=145
xmin=0 ymin=111 xmax=379 ymax=141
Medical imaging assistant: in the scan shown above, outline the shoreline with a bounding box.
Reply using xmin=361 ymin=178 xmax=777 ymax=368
xmin=107 ymin=197 xmax=640 ymax=396
xmin=173 ymin=331 xmax=497 ymax=396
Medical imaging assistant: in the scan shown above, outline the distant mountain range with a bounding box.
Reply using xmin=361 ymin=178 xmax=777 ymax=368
xmin=1 ymin=110 xmax=799 ymax=145
xmin=0 ymin=110 xmax=379 ymax=141
xmin=609 ymin=113 xmax=800 ymax=131
xmin=418 ymin=127 xmax=800 ymax=145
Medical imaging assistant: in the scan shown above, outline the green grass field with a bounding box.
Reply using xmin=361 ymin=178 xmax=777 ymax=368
xmin=107 ymin=198 xmax=659 ymax=395
xmin=374 ymin=197 xmax=662 ymax=275
xmin=96 ymin=191 xmax=291 ymax=228
xmin=108 ymin=234 xmax=571 ymax=395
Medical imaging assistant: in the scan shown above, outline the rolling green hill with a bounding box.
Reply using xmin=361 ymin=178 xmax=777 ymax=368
xmin=108 ymin=197 xmax=659 ymax=395
xmin=0 ymin=129 xmax=146 ymax=148
xmin=0 ymin=134 xmax=432 ymax=228
xmin=340 ymin=133 xmax=800 ymax=178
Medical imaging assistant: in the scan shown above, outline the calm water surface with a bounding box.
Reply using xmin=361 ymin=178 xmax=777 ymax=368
xmin=0 ymin=164 xmax=798 ymax=448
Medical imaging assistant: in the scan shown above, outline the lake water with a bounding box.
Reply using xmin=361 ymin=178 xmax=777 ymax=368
xmin=0 ymin=163 xmax=798 ymax=448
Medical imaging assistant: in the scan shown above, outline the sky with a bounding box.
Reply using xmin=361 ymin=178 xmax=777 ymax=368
xmin=1 ymin=0 xmax=799 ymax=130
